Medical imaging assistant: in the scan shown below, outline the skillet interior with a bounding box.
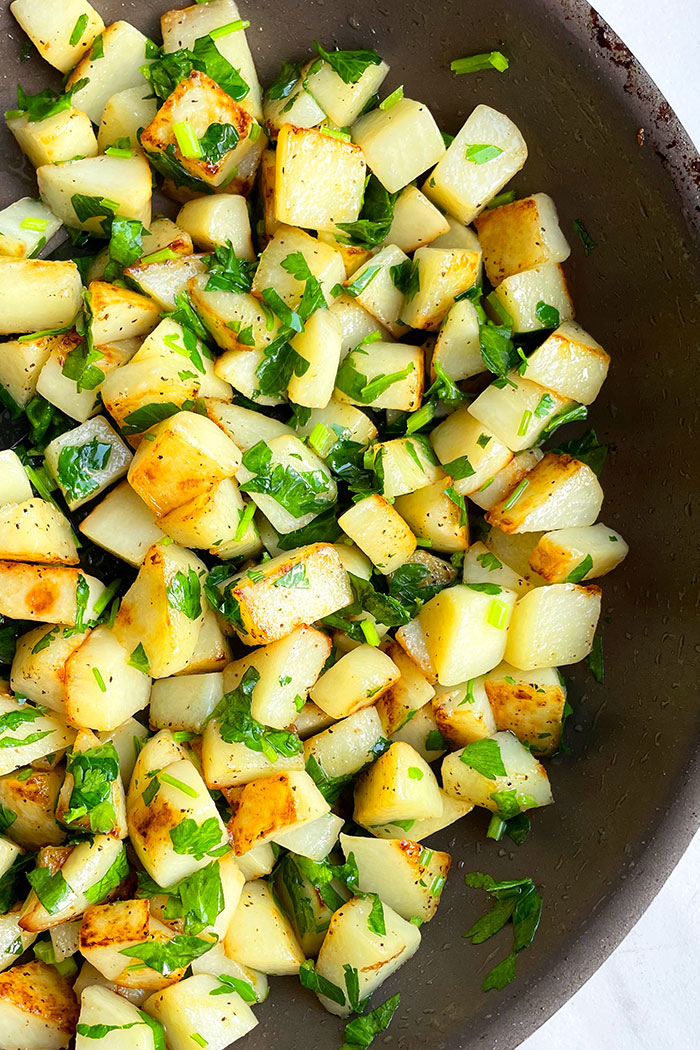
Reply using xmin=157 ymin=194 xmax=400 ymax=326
xmin=0 ymin=0 xmax=699 ymax=1046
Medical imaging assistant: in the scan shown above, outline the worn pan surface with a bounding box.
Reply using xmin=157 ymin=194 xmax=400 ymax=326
xmin=1 ymin=0 xmax=699 ymax=1046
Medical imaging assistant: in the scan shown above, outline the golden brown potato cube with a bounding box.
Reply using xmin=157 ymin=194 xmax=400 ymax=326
xmin=528 ymin=523 xmax=628 ymax=583
xmin=485 ymin=453 xmax=604 ymax=533
xmin=338 ymin=494 xmax=417 ymax=575
xmin=0 ymin=563 xmax=104 ymax=626
xmin=521 ymin=321 xmax=610 ymax=405
xmin=88 ymin=282 xmax=160 ymax=345
xmin=0 ymin=959 xmax=78 ymax=1050
xmin=394 ymin=477 xmax=469 ymax=553
xmin=0 ymin=767 xmax=64 ymax=848
xmin=0 ymin=260 xmax=82 ymax=336
xmin=504 ymin=583 xmax=601 ymax=670
xmin=10 ymin=0 xmax=104 ymax=73
xmin=353 ymin=741 xmax=443 ymax=827
xmin=484 ymin=662 xmax=566 ymax=755
xmin=309 ymin=644 xmax=400 ymax=719
xmin=0 ymin=501 xmax=79 ymax=566
xmin=375 ymin=639 xmax=435 ymax=735
xmin=227 ymin=771 xmax=329 ymax=855
xmin=80 ymin=899 xmax=184 ymax=990
xmin=474 ymin=193 xmax=570 ymax=285
xmin=401 ymin=247 xmax=481 ymax=331
xmin=275 ymin=124 xmax=366 ymax=233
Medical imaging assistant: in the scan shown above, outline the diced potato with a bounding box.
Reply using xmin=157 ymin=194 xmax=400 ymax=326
xmin=128 ymin=411 xmax=241 ymax=517
xmin=65 ymin=625 xmax=151 ymax=731
xmin=294 ymin=701 xmax=336 ymax=740
xmin=65 ymin=21 xmax=155 ymax=124
xmin=389 ymin=702 xmax=445 ymax=762
xmin=384 ymin=185 xmax=450 ymax=253
xmin=130 ymin=317 xmax=231 ymax=402
xmin=310 ymin=644 xmax=400 ymax=719
xmin=371 ymin=436 xmax=443 ymax=499
xmin=72 ymin=960 xmax=151 ymax=1008
xmin=150 ymin=673 xmax=222 ymax=732
xmin=272 ymin=811 xmax=344 ymax=861
xmin=335 ymin=340 xmax=423 ymax=411
xmin=344 ymin=244 xmax=409 ymax=337
xmin=0 ymin=260 xmax=82 ymax=336
xmin=431 ymin=298 xmax=483 ymax=382
xmin=11 ymin=0 xmax=104 ymax=72
xmin=76 ymin=986 xmax=158 ymax=1050
xmin=79 ymin=481 xmax=165 ymax=567
xmin=402 ymin=247 xmax=481 ymax=331
xmin=223 ymin=626 xmax=331 ymax=729
xmin=287 ymin=308 xmax=343 ymax=408
xmin=195 ymin=284 xmax=283 ymax=356
xmin=7 ymin=108 xmax=98 ymax=169
xmin=520 ymin=321 xmax=610 ymax=404
xmin=99 ymin=359 xmax=199 ymax=434
xmin=468 ymin=372 xmax=573 ymax=452
xmin=394 ymin=617 xmax=437 ymax=683
xmin=340 ymin=834 xmax=450 ymax=923
xmin=275 ymin=125 xmax=365 ymax=233
xmin=235 ymin=434 xmax=335 ymax=534
xmin=318 ymin=232 xmax=374 ymax=278
xmin=263 ymin=79 xmax=325 ymax=138
xmin=394 ymin=477 xmax=468 ymax=553
xmin=353 ymin=741 xmax=443 ymax=827
xmin=470 ymin=448 xmax=544 ymax=511
xmin=36 ymin=335 xmax=139 ymax=424
xmin=161 ymin=0 xmax=263 ymax=121
xmin=48 ymin=918 xmax=81 ymax=963
xmin=0 ymin=451 xmax=31 ymax=505
xmin=528 ymin=523 xmax=628 ymax=582
xmin=485 ymin=453 xmax=604 ymax=533
xmin=0 ymin=960 xmax=78 ymax=1050
xmin=430 ymin=407 xmax=512 ymax=498
xmin=88 ymin=283 xmax=160 ymax=345
xmin=0 ymin=768 xmax=65 ymax=848
xmin=252 ymin=226 xmax=344 ymax=308
xmin=373 ymin=640 xmax=435 ymax=736
xmin=128 ymin=731 xmax=188 ymax=800
xmin=113 ymin=543 xmax=207 ymax=679
xmin=0 ymin=563 xmax=105 ymax=626
xmin=314 ymin=896 xmax=420 ymax=1016
xmin=273 ymin=851 xmax=344 ymax=956
xmin=423 ymin=105 xmax=527 ymax=224
xmin=352 ymin=98 xmax=445 ymax=193
xmin=307 ymin=57 xmax=389 ymax=125
xmin=0 ymin=501 xmax=78 ymax=565
xmin=329 ymin=294 xmax=391 ymax=354
xmin=227 ymin=770 xmax=329 ymax=854
xmin=126 ymin=254 xmax=207 ymax=313
xmin=139 ymin=218 xmax=194 ymax=260
xmin=0 ymin=910 xmax=35 ymax=974
xmin=442 ymin=730 xmax=553 ymax=812
xmin=474 ymin=194 xmax=570 ymax=285
xmin=505 ymin=583 xmax=601 ymax=670
xmin=0 ymin=334 xmax=56 ymax=409
xmin=97 ymin=86 xmax=159 ymax=152
xmin=144 ymin=973 xmax=257 ymax=1050
xmin=419 ymin=583 xmax=517 ymax=686
xmin=232 ymin=841 xmax=276 ymax=882
xmin=141 ymin=71 xmax=264 ymax=192
xmin=296 ymin=404 xmax=378 ymax=450
xmin=338 ymin=494 xmax=416 ymax=574
xmin=44 ymin=416 xmax=132 ymax=511
xmin=177 ymin=195 xmax=254 ymax=258
xmin=173 ymin=609 xmax=232 ymax=675
xmin=156 ymin=477 xmax=250 ymax=554
xmin=225 ymin=880 xmax=305 ymax=974
xmin=484 ymin=661 xmax=566 ymax=755
xmin=37 ymin=155 xmax=152 ymax=233
xmin=431 ymin=674 xmax=497 ymax=746
xmin=205 ymin=400 xmax=293 ymax=450
xmin=303 ymin=706 xmax=386 ymax=786
xmin=190 ymin=941 xmax=268 ymax=1002
xmin=463 ymin=540 xmax=531 ymax=597
xmin=0 ymin=198 xmax=62 ymax=260
xmin=482 ymin=527 xmax=547 ymax=586
xmin=202 ymin=721 xmax=304 ymax=791
xmin=80 ymin=898 xmax=186 ymax=989
xmin=490 ymin=263 xmax=574 ymax=334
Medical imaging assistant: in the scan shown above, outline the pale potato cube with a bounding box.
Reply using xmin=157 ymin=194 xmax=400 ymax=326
xmin=190 ymin=941 xmax=268 ymax=1002
xmin=394 ymin=477 xmax=469 ymax=553
xmin=113 ymin=543 xmax=207 ymax=679
xmin=252 ymin=226 xmax=344 ymax=308
xmin=72 ymin=960 xmax=153 ymax=1008
xmin=225 ymin=880 xmax=304 ymax=974
xmin=36 ymin=335 xmax=139 ymax=424
xmin=0 ymin=334 xmax=54 ymax=408
xmin=484 ymin=661 xmax=566 ymax=755
xmin=65 ymin=625 xmax=151 ymax=731
xmin=128 ymin=730 xmax=188 ymax=800
xmin=236 ymin=434 xmax=335 ymax=534
xmin=338 ymin=494 xmax=416 ymax=574
xmin=334 ymin=340 xmax=423 ymax=411
xmin=0 ymin=260 xmax=82 ymax=336
xmin=431 ymin=216 xmax=483 ymax=252
xmin=430 ymin=407 xmax=512 ymax=496
xmin=0 ymin=451 xmax=31 ymax=505
xmin=372 ymin=436 xmax=444 ymax=500
xmin=314 ymin=896 xmax=420 ymax=1016
xmin=11 ymin=0 xmax=104 ymax=72
xmin=150 ymin=673 xmax=222 ymax=733
xmin=174 ymin=608 xmax=232 ymax=675
xmin=275 ymin=124 xmax=366 ymax=232
xmin=442 ymin=729 xmax=553 ymax=814
xmin=474 ymin=193 xmax=570 ymax=284
xmin=0 ymin=910 xmax=35 ymax=974
xmin=202 ymin=722 xmax=304 ymax=791
xmin=76 ymin=986 xmax=157 ymax=1050
xmin=207 ymin=543 xmax=353 ymax=646
xmin=38 ymin=154 xmax=152 ymax=234
xmin=227 ymin=770 xmax=329 ymax=854
xmin=303 ymin=706 xmax=386 ymax=787
xmin=468 ymin=372 xmax=573 ymax=453
xmin=88 ymin=282 xmax=160 ymax=345
xmin=505 ymin=583 xmax=601 ymax=669
xmin=345 ymin=244 xmax=410 ymax=337
xmin=128 ymin=411 xmax=241 ymax=517
xmin=0 ymin=696 xmax=74 ymax=777
xmin=79 ymin=481 xmax=164 ymax=567
xmin=205 ymin=399 xmax=294 ymax=450
xmin=483 ymin=527 xmax=547 ymax=587
xmin=99 ymin=360 xmax=199 ymax=434
xmin=491 ymin=263 xmax=574 ymax=334
xmin=177 ymin=195 xmax=254 ymax=257
xmin=329 ymin=294 xmax=391 ymax=354
xmin=288 ymin=307 xmax=343 ymax=408
xmin=0 ymin=198 xmax=61 ymax=260
xmin=340 ymin=834 xmax=450 ymax=922
xmin=294 ymin=701 xmax=336 ymax=740
xmin=401 ymin=247 xmax=481 ymax=331
xmin=470 ymin=448 xmax=544 ymax=511
xmin=431 ymin=674 xmax=497 ymax=746
xmin=422 ymin=104 xmax=527 ymax=224
xmin=0 ymin=501 xmax=78 ymax=565
xmin=139 ymin=217 xmax=194 ymax=259
xmin=0 ymin=768 xmax=64 ymax=848
xmin=129 ymin=317 xmax=231 ymax=403
xmin=271 ymin=810 xmax=344 ymax=861
xmin=65 ymin=21 xmax=155 ymax=124
xmin=308 ymin=56 xmax=389 ymax=125
xmin=374 ymin=640 xmax=435 ymax=735
xmin=353 ymin=98 xmax=445 ymax=193
xmin=486 ymin=453 xmax=604 ymax=533
xmin=264 ymin=81 xmax=325 ymax=138
xmin=463 ymin=540 xmax=531 ymax=597
xmin=521 ymin=321 xmax=610 ymax=404
xmin=528 ymin=523 xmax=628 ymax=583
xmin=97 ymin=86 xmax=158 ymax=152
xmin=97 ymin=717 xmax=149 ymax=787
xmin=0 ymin=564 xmax=105 ymax=626
xmin=419 ymin=583 xmax=517 ymax=686
xmin=318 ymin=231 xmax=374 ymax=278
xmin=431 ymin=298 xmax=483 ymax=382
xmin=157 ymin=478 xmax=256 ymax=558
xmin=7 ymin=108 xmax=98 ymax=169
xmin=0 ymin=960 xmax=78 ymax=1050
xmin=144 ymin=974 xmax=257 ymax=1050
xmin=389 ymin=624 xmax=436 ymax=683
xmin=192 ymin=281 xmax=282 ymax=354
xmin=44 ymin=416 xmax=132 ymax=511
xmin=295 ymin=402 xmax=378 ymax=448
xmin=353 ymin=741 xmax=443 ymax=827
xmin=310 ymin=644 xmax=400 ymax=719
xmin=384 ymin=185 xmax=449 ymax=253
xmin=126 ymin=254 xmax=207 ymax=313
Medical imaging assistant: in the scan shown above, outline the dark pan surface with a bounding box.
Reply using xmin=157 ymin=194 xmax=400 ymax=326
xmin=1 ymin=1 xmax=700 ymax=1046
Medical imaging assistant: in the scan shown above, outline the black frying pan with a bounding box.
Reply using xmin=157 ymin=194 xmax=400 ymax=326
xmin=1 ymin=1 xmax=699 ymax=1047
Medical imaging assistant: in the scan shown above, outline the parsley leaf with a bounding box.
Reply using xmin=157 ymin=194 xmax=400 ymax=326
xmin=13 ymin=78 xmax=89 ymax=123
xmin=142 ymin=34 xmax=250 ymax=103
xmin=240 ymin=441 xmax=335 ymax=517
xmin=166 ymin=569 xmax=202 ymax=620
xmin=138 ymin=862 xmax=224 ymax=934
xmin=335 ymin=353 xmax=414 ymax=405
xmin=84 ymin=847 xmax=129 ymax=904
xmin=464 ymin=872 xmax=542 ymax=992
xmin=169 ymin=817 xmax=229 ymax=861
xmin=27 ymin=866 xmax=72 ymax=915
xmin=121 ymin=401 xmax=191 ymax=436
xmin=340 ymin=993 xmax=401 ymax=1049
xmin=313 ymin=42 xmax=382 ymax=84
xmin=62 ymin=742 xmax=119 ymax=833
xmin=56 ymin=439 xmax=112 ymax=503
xmin=535 ymin=301 xmax=560 ymax=328
xmin=552 ymin=429 xmax=608 ymax=476
xmin=459 ymin=738 xmax=507 ymax=780
xmin=299 ymin=958 xmax=346 ymax=1005
xmin=323 ymin=572 xmax=410 ymax=641
xmin=336 ymin=176 xmax=399 ymax=249
xmin=198 ymin=121 xmax=240 ymax=163
xmin=204 ymin=242 xmax=256 ymax=294
xmin=119 ymin=933 xmax=215 ymax=975
xmin=209 ymin=666 xmax=303 ymax=762
xmin=387 ymin=562 xmax=450 ymax=618
xmin=265 ymin=60 xmax=302 ymax=100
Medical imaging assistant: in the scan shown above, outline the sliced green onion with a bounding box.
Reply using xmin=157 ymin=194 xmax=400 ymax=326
xmin=451 ymin=51 xmax=509 ymax=75
xmin=139 ymin=248 xmax=179 ymax=265
xmin=477 ymin=476 xmax=494 ymax=492
xmin=173 ymin=122 xmax=203 ymax=159
xmin=210 ymin=19 xmax=250 ymax=39
xmin=319 ymin=124 xmax=352 ymax=142
xmin=379 ymin=85 xmax=404 ymax=110
xmin=172 ymin=731 xmax=197 ymax=743
xmin=360 ymin=619 xmax=380 ymax=647
xmin=502 ymin=478 xmax=529 ymax=510
xmin=159 ymin=772 xmax=199 ymax=798
xmin=405 ymin=402 xmax=436 ymax=435
xmin=517 ymin=410 xmax=532 ymax=437
xmin=486 ymin=189 xmax=516 ymax=209
xmin=487 ymin=599 xmax=510 ymax=630
xmin=486 ymin=814 xmax=507 ymax=840
xmin=248 ymin=122 xmax=262 ymax=142
xmin=20 ymin=217 xmax=49 ymax=232
xmin=92 ymin=667 xmax=107 ymax=692
xmin=234 ymin=502 xmax=256 ymax=541
xmin=415 ymin=537 xmax=433 ymax=548
xmin=465 ymin=143 xmax=504 ymax=165
xmin=105 ymin=146 xmax=135 ymax=158
xmin=190 ymin=1035 xmax=208 ymax=1048
xmin=308 ymin=422 xmax=335 ymax=458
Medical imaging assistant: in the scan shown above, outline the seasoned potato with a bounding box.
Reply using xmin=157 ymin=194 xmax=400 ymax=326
xmin=0 ymin=909 xmax=35 ymax=974
xmin=80 ymin=898 xmax=186 ymax=989
xmin=88 ymin=282 xmax=160 ymax=345
xmin=190 ymin=941 xmax=268 ymax=1002
xmin=0 ymin=696 xmax=74 ymax=777
xmin=375 ymin=640 xmax=436 ymax=735
xmin=463 ymin=540 xmax=531 ymax=597
xmin=521 ymin=321 xmax=610 ymax=404
xmin=310 ymin=644 xmax=400 ymax=718
xmin=394 ymin=477 xmax=469 ymax=552
xmin=401 ymin=247 xmax=481 ymax=331
xmin=0 ymin=959 xmax=78 ymax=1050
xmin=287 ymin=308 xmax=343 ymax=408
xmin=352 ymin=98 xmax=445 ymax=193
xmin=144 ymin=973 xmax=257 ymax=1050
xmin=334 ymin=340 xmax=423 ymax=411
xmin=303 ymin=706 xmax=386 ymax=785
xmin=431 ymin=675 xmax=497 ymax=746
xmin=0 ymin=260 xmax=82 ymax=336
xmin=307 ymin=55 xmax=389 ymax=126
xmin=0 ymin=500 xmax=78 ymax=566
xmin=156 ymin=477 xmax=256 ymax=557
xmin=227 ymin=770 xmax=329 ymax=854
xmin=99 ymin=359 xmax=199 ymax=434
xmin=205 ymin=400 xmax=293 ymax=450
xmin=468 ymin=372 xmax=573 ymax=453
xmin=202 ymin=721 xmax=305 ymax=791
xmin=431 ymin=297 xmax=483 ymax=381
xmin=368 ymin=789 xmax=472 ymax=841
xmin=485 ymin=453 xmax=604 ymax=533
xmin=384 ymin=185 xmax=450 ymax=253
xmin=490 ymin=263 xmax=575 ymax=334
xmin=252 ymin=226 xmax=344 ymax=307
xmin=482 ymin=526 xmax=547 ymax=585
xmin=0 ymin=451 xmax=31 ymax=505
xmin=394 ymin=617 xmax=437 ymax=683
xmin=341 ymin=245 xmax=409 ymax=337
xmin=423 ymin=104 xmax=527 ymax=224
xmin=276 ymin=124 xmax=366 ymax=232
xmin=353 ymin=741 xmax=443 ymax=827
xmin=7 ymin=107 xmax=97 ymax=169
xmin=430 ymin=407 xmax=513 ymax=497
xmin=329 ymin=294 xmax=391 ymax=353
xmin=0 ymin=198 xmax=61 ymax=260
xmin=484 ymin=661 xmax=566 ymax=755
xmin=150 ymin=672 xmax=222 ymax=733
xmin=0 ymin=768 xmax=65 ymax=848
xmin=96 ymin=717 xmax=149 ymax=788
xmin=271 ymin=810 xmax=344 ymax=862
xmin=371 ymin=436 xmax=444 ymax=500
xmin=505 ymin=583 xmax=601 ymax=670
xmin=97 ymin=86 xmax=158 ymax=152
xmin=474 ymin=193 xmax=571 ymax=284
xmin=264 ymin=76 xmax=325 ymax=138
xmin=177 ymin=194 xmax=254 ymax=256
xmin=76 ymin=986 xmax=158 ymax=1050
xmin=224 ymin=880 xmax=305 ymax=975
xmin=11 ymin=622 xmax=89 ymax=712
xmin=470 ymin=448 xmax=544 ymax=512
xmin=128 ymin=317 xmax=231 ymax=401
xmin=442 ymin=730 xmax=553 ymax=813
xmin=37 ymin=155 xmax=152 ymax=233
xmin=10 ymin=0 xmax=104 ymax=72
xmin=173 ymin=609 xmax=232 ymax=675
xmin=340 ymin=834 xmax=450 ymax=922
xmin=44 ymin=416 xmax=132 ymax=511
xmin=338 ymin=494 xmax=416 ymax=574
xmin=65 ymin=625 xmax=151 ymax=731
xmin=36 ymin=334 xmax=139 ymax=424
xmin=65 ymin=21 xmax=155 ymax=123
xmin=419 ymin=583 xmax=517 ymax=686
xmin=126 ymin=254 xmax=207 ymax=312
xmin=233 ymin=841 xmax=276 ymax=882
xmin=528 ymin=523 xmax=628 ymax=582
xmin=79 ymin=481 xmax=165 ymax=567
